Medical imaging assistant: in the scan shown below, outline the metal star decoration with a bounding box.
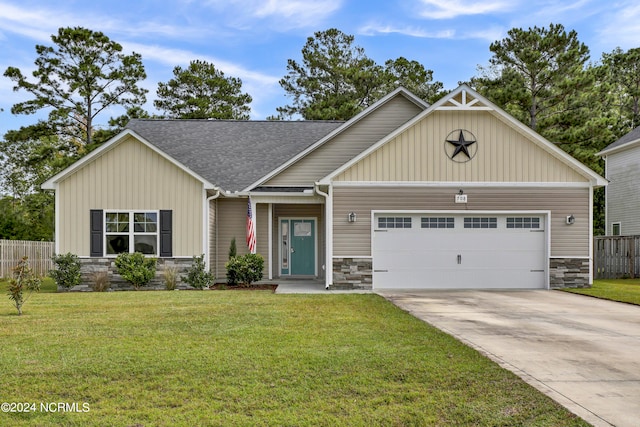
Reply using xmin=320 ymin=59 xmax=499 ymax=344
xmin=446 ymin=130 xmax=476 ymax=160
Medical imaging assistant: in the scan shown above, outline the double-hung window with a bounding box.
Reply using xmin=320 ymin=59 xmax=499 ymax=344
xmin=105 ymin=211 xmax=158 ymax=255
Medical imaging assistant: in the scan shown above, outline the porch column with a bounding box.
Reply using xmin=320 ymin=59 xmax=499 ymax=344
xmin=268 ymin=203 xmax=273 ymax=280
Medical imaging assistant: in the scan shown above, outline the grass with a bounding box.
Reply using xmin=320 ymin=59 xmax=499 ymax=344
xmin=563 ymin=278 xmax=640 ymax=305
xmin=0 ymin=290 xmax=587 ymax=426
xmin=0 ymin=277 xmax=57 ymax=294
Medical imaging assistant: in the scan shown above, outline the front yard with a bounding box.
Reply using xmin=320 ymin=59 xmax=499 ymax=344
xmin=0 ymin=290 xmax=587 ymax=426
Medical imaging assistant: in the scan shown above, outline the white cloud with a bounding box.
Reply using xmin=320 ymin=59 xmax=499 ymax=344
xmin=359 ymin=23 xmax=455 ymax=39
xmin=416 ymin=0 xmax=514 ymax=19
xmin=596 ymin=2 xmax=640 ymax=49
xmin=203 ymin=0 xmax=342 ymax=30
xmin=126 ymin=42 xmax=279 ymax=86
xmin=358 ymin=22 xmax=505 ymax=42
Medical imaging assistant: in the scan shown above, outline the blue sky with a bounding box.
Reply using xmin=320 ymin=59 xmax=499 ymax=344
xmin=0 ymin=0 xmax=638 ymax=137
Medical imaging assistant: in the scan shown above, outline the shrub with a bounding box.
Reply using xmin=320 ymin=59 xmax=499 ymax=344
xmin=114 ymin=252 xmax=156 ymax=290
xmin=91 ymin=271 xmax=111 ymax=292
xmin=182 ymin=255 xmax=214 ymax=289
xmin=225 ymin=253 xmax=264 ymax=286
xmin=163 ymin=266 xmax=179 ymax=290
xmin=228 ymin=237 xmax=237 ymax=259
xmin=7 ymin=256 xmax=41 ymax=315
xmin=50 ymin=252 xmax=81 ymax=290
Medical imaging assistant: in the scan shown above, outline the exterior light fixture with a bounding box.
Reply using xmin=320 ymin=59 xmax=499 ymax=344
xmin=348 ymin=212 xmax=357 ymax=223
xmin=566 ymin=215 xmax=575 ymax=225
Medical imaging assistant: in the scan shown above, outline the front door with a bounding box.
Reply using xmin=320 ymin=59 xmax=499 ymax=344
xmin=280 ymin=219 xmax=315 ymax=276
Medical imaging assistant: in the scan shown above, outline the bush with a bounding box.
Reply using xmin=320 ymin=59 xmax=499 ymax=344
xmin=114 ymin=252 xmax=156 ymax=290
xmin=50 ymin=252 xmax=81 ymax=290
xmin=182 ymin=255 xmax=214 ymax=289
xmin=228 ymin=237 xmax=237 ymax=259
xmin=225 ymin=253 xmax=264 ymax=286
xmin=7 ymin=256 xmax=41 ymax=315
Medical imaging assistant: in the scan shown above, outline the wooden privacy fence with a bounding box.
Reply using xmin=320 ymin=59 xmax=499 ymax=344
xmin=594 ymin=235 xmax=640 ymax=279
xmin=0 ymin=240 xmax=55 ymax=278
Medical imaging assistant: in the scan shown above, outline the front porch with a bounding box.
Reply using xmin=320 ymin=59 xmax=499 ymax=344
xmin=209 ymin=193 xmax=327 ymax=285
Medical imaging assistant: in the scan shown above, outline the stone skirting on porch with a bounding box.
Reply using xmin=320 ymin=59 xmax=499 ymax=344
xmin=331 ymin=257 xmax=373 ymax=290
xmin=63 ymin=258 xmax=195 ymax=291
xmin=549 ymin=258 xmax=591 ymax=288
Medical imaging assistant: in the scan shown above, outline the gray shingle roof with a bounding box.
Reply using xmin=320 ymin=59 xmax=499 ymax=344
xmin=125 ymin=119 xmax=344 ymax=192
xmin=601 ymin=126 xmax=640 ymax=153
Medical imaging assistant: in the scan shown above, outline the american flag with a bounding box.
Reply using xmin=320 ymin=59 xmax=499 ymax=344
xmin=246 ymin=198 xmax=256 ymax=254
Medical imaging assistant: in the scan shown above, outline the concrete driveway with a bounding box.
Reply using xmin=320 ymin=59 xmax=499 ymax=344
xmin=376 ymin=290 xmax=640 ymax=427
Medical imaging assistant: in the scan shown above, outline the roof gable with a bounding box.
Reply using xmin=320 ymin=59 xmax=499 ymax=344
xmin=321 ymin=85 xmax=607 ymax=186
xmin=245 ymin=88 xmax=429 ymax=190
xmin=41 ymin=129 xmax=216 ymax=190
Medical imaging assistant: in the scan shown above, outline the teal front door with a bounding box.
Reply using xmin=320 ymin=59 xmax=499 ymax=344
xmin=281 ymin=219 xmax=315 ymax=276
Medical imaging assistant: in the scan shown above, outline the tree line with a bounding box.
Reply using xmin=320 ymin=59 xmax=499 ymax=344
xmin=1 ymin=25 xmax=639 ymax=240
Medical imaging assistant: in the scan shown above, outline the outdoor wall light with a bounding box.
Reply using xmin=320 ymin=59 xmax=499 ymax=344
xmin=566 ymin=215 xmax=575 ymax=225
xmin=348 ymin=212 xmax=357 ymax=223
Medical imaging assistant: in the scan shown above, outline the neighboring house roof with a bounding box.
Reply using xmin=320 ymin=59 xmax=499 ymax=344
xmin=597 ymin=126 xmax=640 ymax=156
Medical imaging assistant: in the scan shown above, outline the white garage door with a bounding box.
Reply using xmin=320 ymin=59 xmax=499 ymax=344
xmin=372 ymin=213 xmax=547 ymax=289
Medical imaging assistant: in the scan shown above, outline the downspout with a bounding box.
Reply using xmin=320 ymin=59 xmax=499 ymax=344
xmin=314 ymin=183 xmax=331 ymax=290
xmin=206 ymin=190 xmax=221 ymax=275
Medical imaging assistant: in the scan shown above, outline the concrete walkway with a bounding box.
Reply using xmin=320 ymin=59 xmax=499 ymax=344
xmin=376 ymin=290 xmax=640 ymax=427
xmin=274 ymin=281 xmax=372 ymax=294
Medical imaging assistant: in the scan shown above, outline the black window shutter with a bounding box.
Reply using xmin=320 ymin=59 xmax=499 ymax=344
xmin=159 ymin=210 xmax=173 ymax=258
xmin=90 ymin=209 xmax=103 ymax=257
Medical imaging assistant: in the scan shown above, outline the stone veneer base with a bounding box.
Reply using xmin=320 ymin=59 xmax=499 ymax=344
xmin=330 ymin=258 xmax=373 ymax=290
xmin=549 ymin=258 xmax=591 ymax=289
xmin=62 ymin=258 xmax=195 ymax=292
xmin=331 ymin=257 xmax=591 ymax=290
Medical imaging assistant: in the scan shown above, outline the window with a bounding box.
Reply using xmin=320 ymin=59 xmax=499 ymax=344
xmin=612 ymin=222 xmax=621 ymax=236
xmin=506 ymin=217 xmax=540 ymax=229
xmin=378 ymin=217 xmax=412 ymax=229
xmin=105 ymin=211 xmax=158 ymax=255
xmin=421 ymin=217 xmax=454 ymax=229
xmin=464 ymin=217 xmax=497 ymax=229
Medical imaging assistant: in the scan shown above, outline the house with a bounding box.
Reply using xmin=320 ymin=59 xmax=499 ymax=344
xmin=42 ymin=85 xmax=606 ymax=290
xmin=597 ymin=126 xmax=640 ymax=236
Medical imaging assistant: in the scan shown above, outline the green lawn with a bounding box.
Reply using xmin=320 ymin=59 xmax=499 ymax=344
xmin=563 ymin=278 xmax=640 ymax=305
xmin=0 ymin=277 xmax=57 ymax=293
xmin=0 ymin=291 xmax=587 ymax=426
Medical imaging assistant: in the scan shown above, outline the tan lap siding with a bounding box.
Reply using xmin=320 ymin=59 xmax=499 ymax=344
xmin=57 ymin=136 xmax=203 ymax=256
xmin=333 ymin=186 xmax=589 ymax=258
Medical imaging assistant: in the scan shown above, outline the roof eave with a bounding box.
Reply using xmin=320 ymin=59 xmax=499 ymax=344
xmin=596 ymin=138 xmax=640 ymax=157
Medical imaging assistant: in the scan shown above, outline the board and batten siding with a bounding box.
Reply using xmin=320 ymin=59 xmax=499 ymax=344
xmin=333 ymin=186 xmax=590 ymax=258
xmin=605 ymin=148 xmax=640 ymax=235
xmin=57 ymin=135 xmax=204 ymax=257
xmin=334 ymin=110 xmax=589 ymax=183
xmin=265 ymin=95 xmax=423 ymax=186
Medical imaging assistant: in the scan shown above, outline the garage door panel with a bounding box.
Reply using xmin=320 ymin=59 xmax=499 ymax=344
xmin=372 ymin=213 xmax=547 ymax=290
